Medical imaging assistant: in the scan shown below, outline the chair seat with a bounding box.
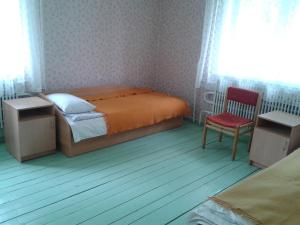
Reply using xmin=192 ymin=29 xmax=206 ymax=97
xmin=207 ymin=113 xmax=253 ymax=128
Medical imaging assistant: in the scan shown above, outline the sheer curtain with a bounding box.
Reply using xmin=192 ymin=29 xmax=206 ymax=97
xmin=195 ymin=0 xmax=300 ymax=117
xmin=0 ymin=0 xmax=44 ymax=97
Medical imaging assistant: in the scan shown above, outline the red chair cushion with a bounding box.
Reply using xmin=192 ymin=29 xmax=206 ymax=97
xmin=207 ymin=113 xmax=253 ymax=128
xmin=227 ymin=87 xmax=259 ymax=106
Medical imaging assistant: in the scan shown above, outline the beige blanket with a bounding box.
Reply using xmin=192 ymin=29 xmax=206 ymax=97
xmin=211 ymin=149 xmax=300 ymax=225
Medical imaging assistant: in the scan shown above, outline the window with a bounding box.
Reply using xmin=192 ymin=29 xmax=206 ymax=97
xmin=0 ymin=0 xmax=44 ymax=95
xmin=214 ymin=0 xmax=300 ymax=86
xmin=0 ymin=0 xmax=26 ymax=80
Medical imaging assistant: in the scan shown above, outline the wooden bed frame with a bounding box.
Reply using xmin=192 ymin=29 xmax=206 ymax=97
xmin=39 ymin=88 xmax=183 ymax=156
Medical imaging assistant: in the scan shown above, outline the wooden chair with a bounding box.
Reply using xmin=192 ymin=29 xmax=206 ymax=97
xmin=202 ymin=87 xmax=261 ymax=160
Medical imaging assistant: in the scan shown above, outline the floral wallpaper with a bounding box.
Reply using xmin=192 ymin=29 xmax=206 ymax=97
xmin=42 ymin=0 xmax=160 ymax=91
xmin=153 ymin=0 xmax=205 ymax=110
xmin=42 ymin=0 xmax=206 ymax=117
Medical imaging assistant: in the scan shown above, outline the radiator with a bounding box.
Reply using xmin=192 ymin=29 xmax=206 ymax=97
xmin=200 ymin=89 xmax=300 ymax=122
xmin=0 ymin=93 xmax=30 ymax=128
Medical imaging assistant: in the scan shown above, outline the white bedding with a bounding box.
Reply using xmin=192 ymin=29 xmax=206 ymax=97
xmin=65 ymin=116 xmax=107 ymax=143
xmin=188 ymin=200 xmax=254 ymax=225
xmin=65 ymin=111 xmax=104 ymax=122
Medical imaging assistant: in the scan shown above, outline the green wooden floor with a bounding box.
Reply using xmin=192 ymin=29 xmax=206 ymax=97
xmin=0 ymin=121 xmax=258 ymax=225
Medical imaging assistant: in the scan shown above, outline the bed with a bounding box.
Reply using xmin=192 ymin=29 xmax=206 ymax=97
xmin=40 ymin=86 xmax=190 ymax=156
xmin=189 ymin=148 xmax=300 ymax=225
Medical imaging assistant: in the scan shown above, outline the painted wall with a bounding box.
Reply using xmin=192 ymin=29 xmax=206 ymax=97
xmin=42 ymin=0 xmax=160 ymax=91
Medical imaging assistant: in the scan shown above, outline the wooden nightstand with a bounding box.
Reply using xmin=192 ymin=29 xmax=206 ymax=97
xmin=249 ymin=111 xmax=300 ymax=168
xmin=3 ymin=97 xmax=56 ymax=162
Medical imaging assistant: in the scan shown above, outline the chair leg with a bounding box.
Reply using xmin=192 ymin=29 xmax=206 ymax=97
xmin=218 ymin=131 xmax=223 ymax=142
xmin=248 ymin=129 xmax=254 ymax=153
xmin=202 ymin=119 xmax=208 ymax=149
xmin=232 ymin=128 xmax=240 ymax=160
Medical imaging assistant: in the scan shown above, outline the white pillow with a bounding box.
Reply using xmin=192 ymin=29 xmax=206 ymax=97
xmin=47 ymin=93 xmax=96 ymax=114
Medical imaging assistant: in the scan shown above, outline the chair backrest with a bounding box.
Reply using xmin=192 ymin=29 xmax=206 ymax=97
xmin=224 ymin=87 xmax=261 ymax=120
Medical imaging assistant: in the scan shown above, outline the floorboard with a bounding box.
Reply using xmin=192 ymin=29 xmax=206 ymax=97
xmin=0 ymin=121 xmax=258 ymax=225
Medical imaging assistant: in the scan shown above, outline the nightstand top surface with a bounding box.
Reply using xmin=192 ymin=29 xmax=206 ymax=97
xmin=258 ymin=111 xmax=300 ymax=127
xmin=4 ymin=97 xmax=53 ymax=110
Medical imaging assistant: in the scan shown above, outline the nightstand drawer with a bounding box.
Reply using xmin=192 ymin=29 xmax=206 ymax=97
xmin=250 ymin=127 xmax=289 ymax=167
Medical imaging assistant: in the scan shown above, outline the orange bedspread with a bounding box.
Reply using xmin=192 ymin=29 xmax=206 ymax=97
xmin=83 ymin=87 xmax=190 ymax=135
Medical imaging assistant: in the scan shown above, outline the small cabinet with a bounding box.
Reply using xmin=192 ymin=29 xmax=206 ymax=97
xmin=250 ymin=111 xmax=300 ymax=168
xmin=4 ymin=97 xmax=56 ymax=162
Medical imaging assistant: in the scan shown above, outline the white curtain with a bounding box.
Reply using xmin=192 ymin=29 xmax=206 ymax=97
xmin=195 ymin=0 xmax=224 ymax=88
xmin=195 ymin=0 xmax=300 ymax=114
xmin=0 ymin=0 xmax=44 ymax=97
